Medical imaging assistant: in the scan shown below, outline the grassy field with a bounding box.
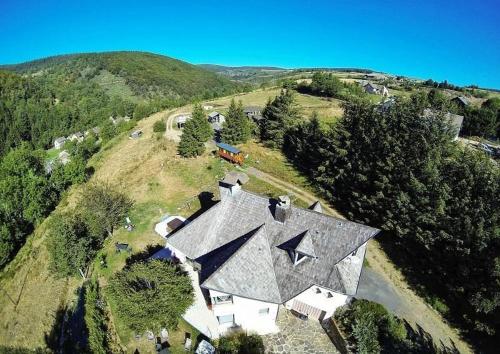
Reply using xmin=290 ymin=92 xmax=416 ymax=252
xmin=205 ymin=87 xmax=343 ymax=124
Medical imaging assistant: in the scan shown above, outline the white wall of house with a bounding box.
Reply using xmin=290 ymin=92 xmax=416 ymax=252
xmin=284 ymin=285 xmax=349 ymax=320
xmin=208 ymin=289 xmax=280 ymax=335
xmin=165 ymin=242 xmax=187 ymax=263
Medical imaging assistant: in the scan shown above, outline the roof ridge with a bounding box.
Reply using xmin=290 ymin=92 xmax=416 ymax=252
xmin=238 ymin=187 xmax=378 ymax=232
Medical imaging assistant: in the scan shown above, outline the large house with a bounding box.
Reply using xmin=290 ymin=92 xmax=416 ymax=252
xmin=164 ymin=182 xmax=379 ymax=338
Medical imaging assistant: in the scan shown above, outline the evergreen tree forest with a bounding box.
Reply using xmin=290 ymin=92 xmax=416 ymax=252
xmin=260 ymin=92 xmax=499 ymax=351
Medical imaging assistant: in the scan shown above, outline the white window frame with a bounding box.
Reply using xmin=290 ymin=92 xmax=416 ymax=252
xmin=217 ymin=314 xmax=234 ymax=325
xmin=258 ymin=308 xmax=269 ymax=315
xmin=212 ymin=295 xmax=233 ymax=305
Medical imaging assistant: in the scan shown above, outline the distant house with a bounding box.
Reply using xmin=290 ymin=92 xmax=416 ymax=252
xmin=68 ymin=132 xmax=84 ymax=143
xmin=160 ymin=181 xmax=379 ymax=338
xmin=58 ymin=150 xmax=70 ymax=165
xmin=176 ymin=115 xmax=191 ymax=128
xmin=243 ymin=106 xmax=263 ymax=122
xmin=84 ymin=126 xmax=101 ymax=137
xmin=54 ymin=137 xmax=67 ymax=149
xmin=109 ymin=116 xmax=131 ymax=126
xmin=129 ymin=130 xmax=143 ymax=139
xmin=379 ymin=97 xmax=396 ymax=112
xmin=451 ymin=96 xmax=470 ymax=109
xmin=154 ymin=215 xmax=187 ymax=238
xmin=208 ymin=112 xmax=226 ymax=124
xmin=216 ymin=143 xmax=244 ymax=165
xmin=363 ymin=82 xmax=389 ymax=96
xmin=423 ymin=108 xmax=464 ymax=140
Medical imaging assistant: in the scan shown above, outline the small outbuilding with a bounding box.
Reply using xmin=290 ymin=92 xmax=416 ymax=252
xmin=451 ymin=96 xmax=470 ymax=109
xmin=115 ymin=242 xmax=130 ymax=253
xmin=176 ymin=115 xmax=191 ymax=128
xmin=216 ymin=142 xmax=244 ymax=165
xmin=129 ymin=130 xmax=143 ymax=139
xmin=154 ymin=215 xmax=187 ymax=238
xmin=208 ymin=112 xmax=225 ymax=124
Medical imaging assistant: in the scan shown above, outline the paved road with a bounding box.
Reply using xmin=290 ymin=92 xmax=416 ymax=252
xmin=357 ymin=267 xmax=405 ymax=315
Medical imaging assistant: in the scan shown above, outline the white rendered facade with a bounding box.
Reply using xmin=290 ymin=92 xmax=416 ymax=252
xmin=208 ymin=289 xmax=280 ymax=335
xmin=164 ymin=240 xmax=357 ymax=337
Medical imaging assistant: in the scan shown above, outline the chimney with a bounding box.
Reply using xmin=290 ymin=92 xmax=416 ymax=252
xmin=275 ymin=195 xmax=292 ymax=223
xmin=218 ymin=181 xmax=241 ymax=200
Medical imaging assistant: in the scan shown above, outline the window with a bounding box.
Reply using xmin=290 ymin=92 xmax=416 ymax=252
xmin=258 ymin=308 xmax=269 ymax=315
xmin=212 ymin=295 xmax=233 ymax=304
xmin=217 ymin=314 xmax=234 ymax=325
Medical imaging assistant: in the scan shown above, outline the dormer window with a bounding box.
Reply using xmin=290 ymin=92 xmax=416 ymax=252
xmin=293 ymin=251 xmax=309 ymax=266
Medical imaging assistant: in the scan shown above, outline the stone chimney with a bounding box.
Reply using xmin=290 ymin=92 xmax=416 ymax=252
xmin=275 ymin=195 xmax=292 ymax=223
xmin=219 ymin=181 xmax=241 ymax=200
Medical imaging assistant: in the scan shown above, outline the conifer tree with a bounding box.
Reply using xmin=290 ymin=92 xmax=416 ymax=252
xmin=221 ymin=99 xmax=252 ymax=145
xmin=178 ymin=103 xmax=212 ymax=157
xmin=260 ymin=90 xmax=301 ymax=148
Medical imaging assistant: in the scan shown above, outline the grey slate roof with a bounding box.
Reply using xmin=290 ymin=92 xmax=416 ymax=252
xmin=423 ymin=109 xmax=464 ymax=136
xmin=167 ymin=184 xmax=380 ymax=303
xmin=452 ymin=96 xmax=470 ymax=106
xmin=294 ymin=231 xmax=317 ymax=258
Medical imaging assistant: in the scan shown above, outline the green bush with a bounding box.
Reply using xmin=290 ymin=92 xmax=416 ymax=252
xmin=153 ymin=119 xmax=167 ymax=133
xmin=218 ymin=332 xmax=265 ymax=354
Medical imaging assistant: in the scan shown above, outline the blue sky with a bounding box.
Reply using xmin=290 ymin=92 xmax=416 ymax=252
xmin=1 ymin=0 xmax=499 ymax=88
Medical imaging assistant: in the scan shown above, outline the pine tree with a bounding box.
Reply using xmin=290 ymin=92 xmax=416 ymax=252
xmin=178 ymin=103 xmax=212 ymax=157
xmin=221 ymin=99 xmax=252 ymax=145
xmin=260 ymin=90 xmax=301 ymax=148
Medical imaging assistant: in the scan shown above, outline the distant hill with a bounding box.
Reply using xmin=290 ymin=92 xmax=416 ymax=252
xmin=2 ymin=52 xmax=240 ymax=101
xmin=0 ymin=51 xmax=242 ymax=156
xmin=199 ymin=64 xmax=291 ymax=83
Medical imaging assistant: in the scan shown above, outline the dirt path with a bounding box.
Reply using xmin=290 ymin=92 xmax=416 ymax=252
xmin=164 ymin=109 xmax=190 ymax=142
xmin=246 ymin=167 xmax=343 ymax=218
xmin=247 ymin=166 xmax=471 ymax=353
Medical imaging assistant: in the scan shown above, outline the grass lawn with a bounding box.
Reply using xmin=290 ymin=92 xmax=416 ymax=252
xmin=205 ymin=87 xmax=343 ymax=125
xmin=45 ymin=147 xmax=61 ymax=160
xmin=239 ymin=140 xmax=311 ymax=191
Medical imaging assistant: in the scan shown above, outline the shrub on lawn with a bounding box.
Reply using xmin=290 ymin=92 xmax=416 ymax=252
xmin=153 ymin=119 xmax=166 ymax=133
xmin=218 ymin=332 xmax=265 ymax=354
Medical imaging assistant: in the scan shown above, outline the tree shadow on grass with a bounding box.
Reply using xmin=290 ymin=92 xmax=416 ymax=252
xmin=125 ymin=244 xmax=165 ymax=267
xmin=44 ymin=286 xmax=88 ymax=354
xmin=401 ymin=320 xmax=460 ymax=354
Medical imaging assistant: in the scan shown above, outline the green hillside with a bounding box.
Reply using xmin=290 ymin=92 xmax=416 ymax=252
xmin=0 ymin=51 xmax=243 ymax=156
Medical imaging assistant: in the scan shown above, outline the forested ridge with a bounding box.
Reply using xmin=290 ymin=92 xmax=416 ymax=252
xmin=0 ymin=51 xmax=243 ymax=157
